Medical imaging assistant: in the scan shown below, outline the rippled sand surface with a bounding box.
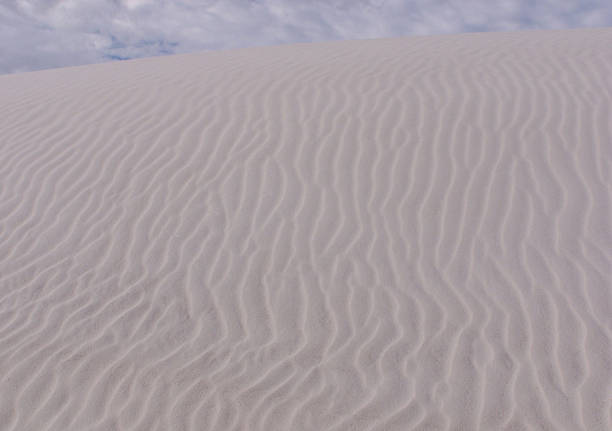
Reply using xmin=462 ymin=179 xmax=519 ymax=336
xmin=1 ymin=28 xmax=611 ymax=431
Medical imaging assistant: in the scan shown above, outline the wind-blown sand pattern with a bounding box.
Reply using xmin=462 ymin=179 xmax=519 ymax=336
xmin=1 ymin=28 xmax=611 ymax=431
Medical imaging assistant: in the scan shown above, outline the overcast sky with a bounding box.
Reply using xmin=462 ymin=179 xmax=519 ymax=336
xmin=2 ymin=0 xmax=611 ymax=74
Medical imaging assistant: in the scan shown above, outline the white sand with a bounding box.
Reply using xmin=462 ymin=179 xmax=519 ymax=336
xmin=0 ymin=28 xmax=611 ymax=431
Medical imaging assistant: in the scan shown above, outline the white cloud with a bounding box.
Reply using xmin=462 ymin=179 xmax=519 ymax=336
xmin=1 ymin=0 xmax=611 ymax=74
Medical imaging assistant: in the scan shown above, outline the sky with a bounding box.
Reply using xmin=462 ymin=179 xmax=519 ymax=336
xmin=1 ymin=0 xmax=611 ymax=74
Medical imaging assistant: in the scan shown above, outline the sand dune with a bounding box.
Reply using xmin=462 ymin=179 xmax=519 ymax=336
xmin=0 ymin=28 xmax=611 ymax=430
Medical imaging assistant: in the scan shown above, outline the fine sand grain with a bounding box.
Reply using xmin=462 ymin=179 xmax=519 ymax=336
xmin=0 ymin=28 xmax=611 ymax=430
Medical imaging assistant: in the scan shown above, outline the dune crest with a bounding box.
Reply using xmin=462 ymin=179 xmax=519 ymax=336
xmin=1 ymin=28 xmax=611 ymax=431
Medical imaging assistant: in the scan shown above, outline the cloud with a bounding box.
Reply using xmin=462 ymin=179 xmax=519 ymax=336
xmin=1 ymin=0 xmax=611 ymax=74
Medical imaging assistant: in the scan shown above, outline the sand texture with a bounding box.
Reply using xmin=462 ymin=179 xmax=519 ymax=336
xmin=0 ymin=28 xmax=611 ymax=430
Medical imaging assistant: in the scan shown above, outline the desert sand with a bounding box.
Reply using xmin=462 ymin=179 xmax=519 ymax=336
xmin=0 ymin=28 xmax=611 ymax=430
